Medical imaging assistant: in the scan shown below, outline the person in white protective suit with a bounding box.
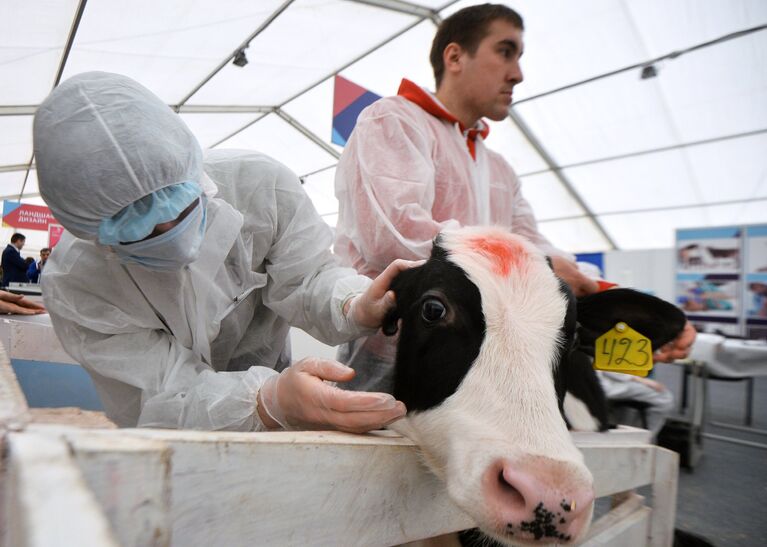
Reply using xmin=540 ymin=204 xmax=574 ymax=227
xmin=333 ymin=3 xmax=696 ymax=393
xmin=33 ymin=71 xmax=412 ymax=432
xmin=597 ymin=371 xmax=675 ymax=441
xmin=333 ymin=4 xmax=600 ymax=392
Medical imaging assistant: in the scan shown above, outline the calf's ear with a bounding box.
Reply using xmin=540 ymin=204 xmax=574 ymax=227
xmin=576 ymin=288 xmax=686 ymax=352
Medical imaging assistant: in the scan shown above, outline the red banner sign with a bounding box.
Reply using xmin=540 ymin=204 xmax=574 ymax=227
xmin=2 ymin=201 xmax=57 ymax=231
xmin=48 ymin=223 xmax=65 ymax=247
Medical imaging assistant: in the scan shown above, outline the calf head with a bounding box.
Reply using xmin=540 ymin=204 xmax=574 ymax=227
xmin=383 ymin=227 xmax=594 ymax=545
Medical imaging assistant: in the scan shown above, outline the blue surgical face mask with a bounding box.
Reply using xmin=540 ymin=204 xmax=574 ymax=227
xmin=113 ymin=197 xmax=207 ymax=271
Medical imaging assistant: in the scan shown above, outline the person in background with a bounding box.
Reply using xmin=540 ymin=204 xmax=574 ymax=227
xmin=2 ymin=233 xmax=28 ymax=286
xmin=333 ymin=4 xmax=695 ymax=393
xmin=598 ymin=371 xmax=675 ymax=442
xmin=27 ymin=247 xmax=51 ymax=284
xmin=33 ymin=72 xmax=413 ymax=433
xmin=23 ymin=256 xmax=35 ymax=276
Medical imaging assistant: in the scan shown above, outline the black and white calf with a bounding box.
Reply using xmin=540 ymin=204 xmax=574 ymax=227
xmin=382 ymin=227 xmax=685 ymax=545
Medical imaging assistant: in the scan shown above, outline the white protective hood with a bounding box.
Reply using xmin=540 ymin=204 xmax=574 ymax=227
xmin=34 ymin=71 xmax=204 ymax=240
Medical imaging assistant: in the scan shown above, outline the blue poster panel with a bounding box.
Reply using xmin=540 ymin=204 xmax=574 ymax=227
xmin=744 ymin=225 xmax=767 ymax=337
xmin=676 ymin=226 xmax=743 ymax=336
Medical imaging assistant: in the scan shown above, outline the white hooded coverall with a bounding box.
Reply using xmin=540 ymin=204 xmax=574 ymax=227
xmin=34 ymin=72 xmax=371 ymax=430
xmin=334 ymin=79 xmax=565 ymax=392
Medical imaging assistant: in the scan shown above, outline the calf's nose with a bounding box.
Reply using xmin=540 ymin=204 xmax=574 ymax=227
xmin=481 ymin=457 xmax=594 ymax=543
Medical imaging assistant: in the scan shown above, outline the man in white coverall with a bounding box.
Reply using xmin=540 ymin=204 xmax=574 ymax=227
xmin=334 ymin=4 xmax=695 ymax=392
xmin=333 ymin=4 xmax=601 ymax=392
xmin=34 ymin=72 xmax=411 ymax=432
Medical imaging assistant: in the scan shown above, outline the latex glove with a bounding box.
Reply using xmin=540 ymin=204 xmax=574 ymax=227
xmin=257 ymin=358 xmax=406 ymax=433
xmin=0 ymin=290 xmax=46 ymax=315
xmin=345 ymin=259 xmax=425 ymax=329
xmin=654 ymin=320 xmax=697 ymax=363
xmin=550 ymin=255 xmax=600 ymax=297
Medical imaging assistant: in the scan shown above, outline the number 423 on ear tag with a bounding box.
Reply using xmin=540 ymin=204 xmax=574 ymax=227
xmin=593 ymin=322 xmax=654 ymax=377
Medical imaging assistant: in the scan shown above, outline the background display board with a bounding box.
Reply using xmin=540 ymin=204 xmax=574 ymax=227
xmin=676 ymin=224 xmax=767 ymax=339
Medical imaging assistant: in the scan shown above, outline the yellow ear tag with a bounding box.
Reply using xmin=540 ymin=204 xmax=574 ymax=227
xmin=593 ymin=322 xmax=653 ymax=377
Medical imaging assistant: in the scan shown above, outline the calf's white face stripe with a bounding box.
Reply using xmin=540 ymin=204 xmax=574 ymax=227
xmin=389 ymin=227 xmax=594 ymax=545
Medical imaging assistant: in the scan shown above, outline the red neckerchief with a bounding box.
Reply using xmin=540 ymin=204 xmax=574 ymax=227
xmin=397 ymin=78 xmax=489 ymax=160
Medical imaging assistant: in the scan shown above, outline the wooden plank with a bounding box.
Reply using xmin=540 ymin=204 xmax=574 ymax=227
xmin=572 ymin=425 xmax=652 ymax=446
xmin=581 ymin=505 xmax=651 ymax=546
xmin=581 ymin=492 xmax=646 ymax=544
xmin=8 ymin=319 xmax=78 ymax=365
xmin=68 ymin=433 xmax=173 ymax=547
xmin=163 ymin=435 xmax=473 ymax=546
xmin=648 ymin=447 xmax=679 ymax=547
xmin=29 ymin=424 xmax=654 ymax=449
xmin=0 ymin=342 xmax=29 ymax=431
xmin=4 ymin=432 xmax=119 ymax=547
xmin=579 ymin=445 xmax=654 ymax=497
xmin=0 ymin=435 xmax=9 ymax=547
xmin=24 ymin=426 xmax=670 ymax=546
xmin=28 ymin=426 xmax=474 ymax=547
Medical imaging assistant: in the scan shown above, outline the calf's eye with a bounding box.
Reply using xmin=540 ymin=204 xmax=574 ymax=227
xmin=421 ymin=298 xmax=446 ymax=323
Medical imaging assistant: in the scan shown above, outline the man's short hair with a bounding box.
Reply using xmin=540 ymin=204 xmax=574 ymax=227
xmin=430 ymin=3 xmax=524 ymax=88
xmin=10 ymin=233 xmax=25 ymax=243
xmin=41 ymin=247 xmax=51 ymax=254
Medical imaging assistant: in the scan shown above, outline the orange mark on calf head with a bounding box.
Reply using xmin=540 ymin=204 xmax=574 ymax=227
xmin=468 ymin=235 xmax=528 ymax=277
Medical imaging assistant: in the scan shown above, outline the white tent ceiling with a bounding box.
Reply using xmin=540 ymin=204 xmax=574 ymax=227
xmin=1 ymin=0 xmax=765 ymax=252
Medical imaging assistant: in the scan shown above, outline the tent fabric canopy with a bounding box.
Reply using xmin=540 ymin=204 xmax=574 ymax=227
xmin=1 ymin=0 xmax=765 ymax=252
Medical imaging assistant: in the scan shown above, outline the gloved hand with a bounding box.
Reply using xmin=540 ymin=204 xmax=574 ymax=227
xmin=346 ymin=259 xmax=425 ymax=329
xmin=257 ymin=358 xmax=406 ymax=433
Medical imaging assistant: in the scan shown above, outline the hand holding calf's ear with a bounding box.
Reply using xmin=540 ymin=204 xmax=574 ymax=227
xmin=653 ymin=320 xmax=697 ymax=363
xmin=550 ymin=255 xmax=600 ymax=297
xmin=346 ymin=259 xmax=425 ymax=329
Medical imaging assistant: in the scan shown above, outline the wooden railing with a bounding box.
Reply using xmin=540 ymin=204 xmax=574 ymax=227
xmin=1 ymin=344 xmax=677 ymax=547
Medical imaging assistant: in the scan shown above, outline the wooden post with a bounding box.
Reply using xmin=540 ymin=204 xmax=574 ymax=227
xmin=4 ymin=432 xmax=119 ymax=547
xmin=68 ymin=433 xmax=173 ymax=547
xmin=648 ymin=447 xmax=679 ymax=547
xmin=0 ymin=343 xmax=29 ymax=432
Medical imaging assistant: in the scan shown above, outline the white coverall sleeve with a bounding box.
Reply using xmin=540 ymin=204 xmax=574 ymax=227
xmin=259 ymin=162 xmax=374 ymax=345
xmin=336 ymin=111 xmax=461 ymax=270
xmin=45 ymin=297 xmax=277 ymax=431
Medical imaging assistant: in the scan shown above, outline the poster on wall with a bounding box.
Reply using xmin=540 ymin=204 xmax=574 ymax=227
xmin=676 ymin=224 xmax=767 ymax=339
xmin=745 ymin=224 xmax=767 ymax=274
xmin=676 ymin=226 xmax=741 ymax=273
xmin=676 ymin=274 xmax=740 ymax=316
xmin=744 ymin=224 xmax=767 ymax=338
xmin=675 ymin=226 xmax=743 ymax=336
